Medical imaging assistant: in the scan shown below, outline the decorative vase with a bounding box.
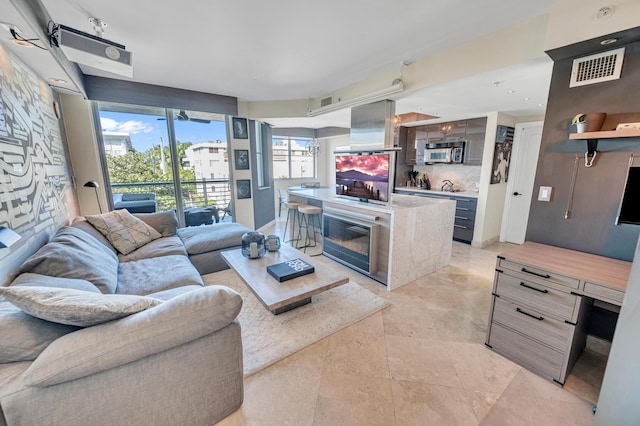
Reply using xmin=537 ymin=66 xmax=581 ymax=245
xmin=241 ymin=232 xmax=266 ymax=259
xmin=584 ymin=113 xmax=607 ymax=132
xmin=264 ymin=235 xmax=281 ymax=252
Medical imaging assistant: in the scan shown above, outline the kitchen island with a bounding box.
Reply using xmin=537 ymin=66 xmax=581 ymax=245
xmin=288 ymin=188 xmax=456 ymax=290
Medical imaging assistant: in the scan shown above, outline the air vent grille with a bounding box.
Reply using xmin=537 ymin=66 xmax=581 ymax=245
xmin=320 ymin=96 xmax=333 ymax=107
xmin=570 ymin=48 xmax=624 ymax=87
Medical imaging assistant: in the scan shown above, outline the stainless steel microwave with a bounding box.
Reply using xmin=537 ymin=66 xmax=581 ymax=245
xmin=424 ymin=146 xmax=464 ymax=164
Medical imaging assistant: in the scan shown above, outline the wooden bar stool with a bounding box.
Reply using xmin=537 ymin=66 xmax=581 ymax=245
xmin=297 ymin=204 xmax=323 ymax=252
xmin=282 ymin=201 xmax=300 ymax=244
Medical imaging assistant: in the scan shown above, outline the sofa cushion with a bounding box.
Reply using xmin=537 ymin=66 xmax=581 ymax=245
xmin=146 ymin=285 xmax=203 ymax=301
xmin=86 ymin=209 xmax=162 ymax=255
xmin=117 ymin=255 xmax=204 ymax=295
xmin=117 ymin=235 xmax=188 ymax=263
xmin=134 ymin=210 xmax=179 ymax=237
xmin=22 ymin=285 xmax=242 ymax=387
xmin=0 ymin=297 xmax=79 ymax=363
xmin=177 ymin=223 xmax=250 ymax=255
xmin=0 ymin=286 xmax=163 ymax=327
xmin=70 ymin=216 xmax=118 ymax=254
xmin=11 ymin=273 xmax=101 ymax=293
xmin=19 ymin=226 xmax=119 ymax=294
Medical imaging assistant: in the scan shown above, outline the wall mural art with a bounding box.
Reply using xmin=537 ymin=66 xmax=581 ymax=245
xmin=0 ymin=44 xmax=76 ymax=264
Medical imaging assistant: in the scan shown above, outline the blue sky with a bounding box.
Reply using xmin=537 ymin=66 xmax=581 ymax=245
xmin=99 ymin=111 xmax=228 ymax=152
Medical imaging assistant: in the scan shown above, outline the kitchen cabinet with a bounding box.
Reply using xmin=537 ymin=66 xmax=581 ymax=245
xmin=405 ymin=127 xmax=427 ymax=165
xmin=485 ymin=242 xmax=630 ymax=385
xmin=464 ymin=117 xmax=486 ymax=165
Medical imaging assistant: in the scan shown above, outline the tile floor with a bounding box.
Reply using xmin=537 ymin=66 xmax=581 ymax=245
xmin=216 ymin=216 xmax=607 ymax=425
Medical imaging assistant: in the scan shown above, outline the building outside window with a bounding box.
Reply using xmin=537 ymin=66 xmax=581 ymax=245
xmin=272 ymin=137 xmax=315 ymax=179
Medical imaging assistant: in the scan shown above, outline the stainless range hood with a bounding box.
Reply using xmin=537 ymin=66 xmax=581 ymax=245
xmin=349 ymin=100 xmax=396 ymax=151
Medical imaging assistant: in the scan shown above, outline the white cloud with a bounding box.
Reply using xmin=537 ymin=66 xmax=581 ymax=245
xmin=100 ymin=118 xmax=154 ymax=134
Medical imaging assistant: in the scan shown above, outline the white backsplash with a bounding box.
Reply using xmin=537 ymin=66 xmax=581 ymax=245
xmin=413 ymin=164 xmax=482 ymax=192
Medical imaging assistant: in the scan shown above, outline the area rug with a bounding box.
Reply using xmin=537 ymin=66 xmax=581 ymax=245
xmin=202 ymin=269 xmax=390 ymax=377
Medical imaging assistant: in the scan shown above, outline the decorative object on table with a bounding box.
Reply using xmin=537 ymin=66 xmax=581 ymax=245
xmin=490 ymin=125 xmax=514 ymax=184
xmin=236 ymin=179 xmax=251 ymax=199
xmin=420 ymin=173 xmax=431 ymax=190
xmin=232 ymin=117 xmax=248 ymax=139
xmin=241 ymin=232 xmax=266 ymax=259
xmin=233 ymin=149 xmax=249 ymax=170
xmin=264 ymin=235 xmax=281 ymax=252
xmin=83 ymin=181 xmax=104 ymax=213
xmin=267 ymin=258 xmax=315 ymax=282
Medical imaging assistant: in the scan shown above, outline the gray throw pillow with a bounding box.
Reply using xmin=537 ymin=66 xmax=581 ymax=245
xmin=11 ymin=273 xmax=101 ymax=293
xmin=0 ymin=286 xmax=163 ymax=327
xmin=86 ymin=209 xmax=162 ymax=255
xmin=19 ymin=226 xmax=119 ymax=294
xmin=134 ymin=211 xmax=179 ymax=237
xmin=0 ymin=297 xmax=79 ymax=362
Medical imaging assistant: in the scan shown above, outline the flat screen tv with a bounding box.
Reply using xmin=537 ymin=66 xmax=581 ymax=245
xmin=617 ymin=165 xmax=640 ymax=225
xmin=335 ymin=152 xmax=391 ymax=203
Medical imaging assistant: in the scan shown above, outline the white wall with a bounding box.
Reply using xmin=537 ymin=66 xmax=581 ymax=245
xmin=595 ymin=237 xmax=640 ymax=424
xmin=59 ymin=94 xmax=106 ymax=215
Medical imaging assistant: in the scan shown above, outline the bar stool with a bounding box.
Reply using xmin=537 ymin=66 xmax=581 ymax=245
xmin=282 ymin=201 xmax=300 ymax=244
xmin=297 ymin=204 xmax=323 ymax=252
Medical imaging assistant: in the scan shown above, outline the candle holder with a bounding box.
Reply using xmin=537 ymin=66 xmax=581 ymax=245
xmin=241 ymin=232 xmax=266 ymax=259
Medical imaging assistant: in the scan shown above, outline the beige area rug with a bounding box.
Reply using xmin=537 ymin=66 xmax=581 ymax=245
xmin=202 ymin=269 xmax=390 ymax=377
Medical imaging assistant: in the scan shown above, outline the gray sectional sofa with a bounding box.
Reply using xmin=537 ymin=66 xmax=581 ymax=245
xmin=0 ymin=211 xmax=252 ymax=426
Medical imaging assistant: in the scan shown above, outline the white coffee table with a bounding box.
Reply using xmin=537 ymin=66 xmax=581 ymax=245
xmin=221 ymin=244 xmax=349 ymax=314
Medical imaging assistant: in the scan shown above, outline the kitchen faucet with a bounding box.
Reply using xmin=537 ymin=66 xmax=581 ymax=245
xmin=441 ymin=179 xmax=454 ymax=192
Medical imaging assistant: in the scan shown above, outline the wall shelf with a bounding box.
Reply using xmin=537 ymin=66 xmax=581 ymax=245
xmin=569 ymin=129 xmax=640 ymax=140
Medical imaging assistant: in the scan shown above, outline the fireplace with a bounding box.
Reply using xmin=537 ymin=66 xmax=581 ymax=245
xmin=322 ymin=213 xmax=379 ymax=274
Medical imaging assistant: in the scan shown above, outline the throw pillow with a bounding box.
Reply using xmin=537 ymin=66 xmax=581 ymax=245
xmin=0 ymin=286 xmax=163 ymax=327
xmin=86 ymin=209 xmax=162 ymax=255
xmin=18 ymin=226 xmax=119 ymax=294
xmin=134 ymin=210 xmax=179 ymax=237
xmin=11 ymin=273 xmax=101 ymax=293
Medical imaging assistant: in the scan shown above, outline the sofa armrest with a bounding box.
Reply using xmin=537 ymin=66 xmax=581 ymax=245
xmin=23 ymin=285 xmax=242 ymax=387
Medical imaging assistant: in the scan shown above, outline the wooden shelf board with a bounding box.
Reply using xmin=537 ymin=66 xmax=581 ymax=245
xmin=569 ymin=130 xmax=640 ymax=140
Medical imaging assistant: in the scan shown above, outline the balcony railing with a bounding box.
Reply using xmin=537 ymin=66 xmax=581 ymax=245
xmin=110 ymin=178 xmax=231 ymax=213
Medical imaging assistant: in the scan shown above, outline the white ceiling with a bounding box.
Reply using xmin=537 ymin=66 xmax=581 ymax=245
xmin=3 ymin=0 xmax=556 ymax=129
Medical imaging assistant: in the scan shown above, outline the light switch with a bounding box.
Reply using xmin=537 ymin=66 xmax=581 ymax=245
xmin=538 ymin=186 xmax=552 ymax=202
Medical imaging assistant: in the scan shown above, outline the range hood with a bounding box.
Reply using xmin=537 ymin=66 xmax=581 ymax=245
xmin=349 ymin=100 xmax=396 ymax=151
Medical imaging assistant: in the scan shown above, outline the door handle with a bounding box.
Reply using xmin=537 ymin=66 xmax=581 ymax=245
xmin=513 ymin=192 xmax=521 ymax=196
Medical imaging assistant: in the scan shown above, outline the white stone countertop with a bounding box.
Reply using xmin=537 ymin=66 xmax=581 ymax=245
xmin=394 ymin=187 xmax=479 ymax=198
xmin=288 ymin=187 xmax=454 ymax=213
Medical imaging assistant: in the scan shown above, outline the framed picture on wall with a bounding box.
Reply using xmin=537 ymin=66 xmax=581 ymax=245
xmin=491 ymin=125 xmax=514 ymax=184
xmin=232 ymin=117 xmax=248 ymax=139
xmin=237 ymin=179 xmax=251 ymax=199
xmin=234 ymin=149 xmax=249 ymax=170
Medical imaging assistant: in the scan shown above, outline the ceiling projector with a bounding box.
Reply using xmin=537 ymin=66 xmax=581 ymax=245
xmin=55 ymin=24 xmax=133 ymax=78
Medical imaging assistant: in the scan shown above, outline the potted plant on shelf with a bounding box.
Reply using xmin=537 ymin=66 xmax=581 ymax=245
xmin=572 ymin=114 xmax=587 ymax=133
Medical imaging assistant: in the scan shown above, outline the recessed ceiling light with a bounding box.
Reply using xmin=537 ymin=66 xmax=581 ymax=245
xmin=600 ymin=38 xmax=618 ymax=45
xmin=538 ymin=103 xmax=544 ymax=107
xmin=507 ymin=90 xmax=516 ymax=94
xmin=523 ymin=97 xmax=531 ymax=101
xmin=596 ymin=6 xmax=615 ymax=20
xmin=492 ymin=81 xmax=503 ymax=87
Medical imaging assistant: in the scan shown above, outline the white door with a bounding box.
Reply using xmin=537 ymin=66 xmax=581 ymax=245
xmin=500 ymin=122 xmax=543 ymax=244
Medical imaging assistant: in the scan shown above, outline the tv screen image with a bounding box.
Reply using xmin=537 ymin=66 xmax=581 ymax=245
xmin=335 ymin=153 xmax=390 ymax=202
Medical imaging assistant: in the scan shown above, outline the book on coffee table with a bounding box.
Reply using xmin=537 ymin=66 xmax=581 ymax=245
xmin=267 ymin=258 xmax=315 ymax=282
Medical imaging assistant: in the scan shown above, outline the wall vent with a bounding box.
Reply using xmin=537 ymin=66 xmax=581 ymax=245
xmin=320 ymin=96 xmax=333 ymax=107
xmin=570 ymin=47 xmax=625 ymax=87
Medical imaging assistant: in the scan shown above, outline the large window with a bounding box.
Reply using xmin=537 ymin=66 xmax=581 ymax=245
xmin=96 ymin=102 xmax=231 ymax=226
xmin=272 ymin=137 xmax=316 ymax=179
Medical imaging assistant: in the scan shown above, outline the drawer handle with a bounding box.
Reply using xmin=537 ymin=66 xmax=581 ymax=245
xmin=454 ymin=216 xmax=469 ymax=220
xmin=516 ymin=307 xmax=544 ymax=321
xmin=521 ymin=267 xmax=551 ymax=279
xmin=456 ymin=207 xmax=471 ymax=211
xmin=519 ymin=282 xmax=549 ymax=294
xmin=454 ymin=225 xmax=469 ymax=229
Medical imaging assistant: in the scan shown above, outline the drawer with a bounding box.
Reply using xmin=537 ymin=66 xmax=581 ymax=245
xmin=495 ymin=272 xmax=579 ymax=321
xmin=491 ymin=297 xmax=573 ymax=352
xmin=454 ymin=215 xmax=475 ymax=226
xmin=583 ymin=282 xmax=624 ymax=306
xmin=453 ymin=224 xmax=473 ymax=243
xmin=498 ymin=259 xmax=580 ymax=290
xmin=488 ymin=322 xmax=564 ymax=382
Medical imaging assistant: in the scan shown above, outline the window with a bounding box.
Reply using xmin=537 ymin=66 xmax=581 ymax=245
xmin=272 ymin=137 xmax=315 ymax=179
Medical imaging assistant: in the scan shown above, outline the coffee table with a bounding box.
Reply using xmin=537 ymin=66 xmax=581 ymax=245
xmin=221 ymin=244 xmax=349 ymax=314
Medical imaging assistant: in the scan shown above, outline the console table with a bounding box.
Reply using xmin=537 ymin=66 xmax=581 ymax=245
xmin=485 ymin=242 xmax=630 ymax=385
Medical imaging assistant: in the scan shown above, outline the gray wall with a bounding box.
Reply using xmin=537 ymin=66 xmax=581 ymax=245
xmin=526 ymin=39 xmax=640 ymax=261
xmin=251 ymin=121 xmax=275 ymax=230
